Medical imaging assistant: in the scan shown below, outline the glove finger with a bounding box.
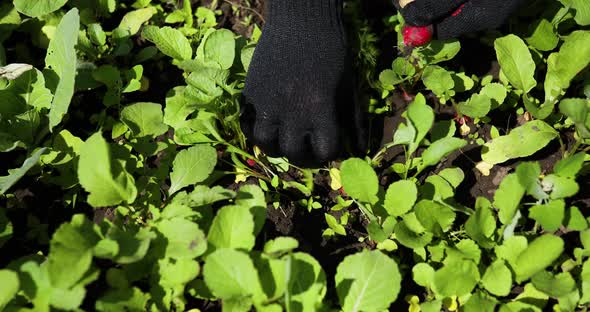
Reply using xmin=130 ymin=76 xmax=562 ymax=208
xmin=397 ymin=0 xmax=467 ymax=26
xmin=435 ymin=0 xmax=526 ymax=39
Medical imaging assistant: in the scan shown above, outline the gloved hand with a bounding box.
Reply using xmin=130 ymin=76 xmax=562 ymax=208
xmin=395 ymin=0 xmax=525 ymax=41
xmin=241 ymin=0 xmax=367 ymax=167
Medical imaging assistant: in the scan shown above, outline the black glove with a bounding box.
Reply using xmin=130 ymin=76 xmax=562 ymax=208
xmin=397 ymin=0 xmax=526 ymax=39
xmin=241 ymin=0 xmax=366 ymax=167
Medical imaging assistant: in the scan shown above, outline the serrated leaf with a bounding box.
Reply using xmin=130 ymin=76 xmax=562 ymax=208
xmin=0 ymin=147 xmax=46 ymax=195
xmin=14 ymin=0 xmax=68 ymax=17
xmin=514 ymin=235 xmax=564 ymax=282
xmin=208 ymin=205 xmax=255 ymax=251
xmin=120 ymin=102 xmax=168 ymax=138
xmin=77 ymin=132 xmax=137 ymax=207
xmin=142 ymin=26 xmax=192 ymax=61
xmin=46 ymin=8 xmax=79 ymax=131
xmin=481 ymin=260 xmax=512 ymax=296
xmin=168 ymin=144 xmax=217 ymax=195
xmin=494 ymin=34 xmax=536 ymax=92
xmin=335 ymin=250 xmax=401 ymax=312
xmin=482 ymin=120 xmax=558 ymax=165
xmin=340 ymin=158 xmax=379 ymax=204
xmin=384 ymin=180 xmax=417 ymax=217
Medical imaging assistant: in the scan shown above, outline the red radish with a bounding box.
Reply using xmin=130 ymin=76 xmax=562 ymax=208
xmin=246 ymin=159 xmax=256 ymax=167
xmin=402 ymin=25 xmax=433 ymax=47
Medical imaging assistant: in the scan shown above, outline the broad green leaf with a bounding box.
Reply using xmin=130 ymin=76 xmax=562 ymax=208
xmin=394 ymin=219 xmax=433 ymax=249
xmin=420 ymin=137 xmax=466 ymax=169
xmin=168 ymin=144 xmax=217 ymax=195
xmin=120 ymin=102 xmax=168 ymax=138
xmin=0 ymin=269 xmax=18 ymax=310
xmin=102 ymin=227 xmax=155 ymax=263
xmin=14 ymin=0 xmax=67 ymax=17
xmin=340 ymin=158 xmax=379 ymax=204
xmin=156 ymin=218 xmax=206 ymax=259
xmin=407 ymin=93 xmax=434 ymax=154
xmin=49 ymin=285 xmax=86 ymax=310
xmin=263 ymin=237 xmax=299 ymax=255
xmin=514 ymin=235 xmax=564 ymax=282
xmin=46 ymin=8 xmax=79 ymax=131
xmin=494 ymin=173 xmax=525 ymax=225
xmin=142 ymin=26 xmax=193 ymax=61
xmin=48 ymin=215 xmax=101 ymax=289
xmin=482 ymin=120 xmax=558 ymax=165
xmin=495 ymin=235 xmax=528 ymax=268
xmin=236 ymin=184 xmax=266 ymax=236
xmin=566 ymin=206 xmax=588 ymax=231
xmin=531 ymin=271 xmax=576 ymax=297
xmin=0 ymin=4 xmax=21 ymax=43
xmin=414 ymin=200 xmax=455 ymax=236
xmin=11 ymin=68 xmax=53 ymax=110
xmin=547 ymin=31 xmax=590 ymax=91
xmin=494 ymin=35 xmax=536 ymax=92
xmin=421 ymin=65 xmax=454 ymax=97
xmin=422 ymin=40 xmax=461 ymax=64
xmin=335 ymin=250 xmax=401 ymax=312
xmin=481 ymin=83 xmax=508 ymax=108
xmin=581 ymin=259 xmax=590 ymax=303
xmin=384 ymin=180 xmax=417 ymax=216
xmin=554 ymin=152 xmax=586 ymax=178
xmin=526 ymin=19 xmax=559 ymax=51
xmin=465 ymin=197 xmax=496 ymax=248
xmin=0 ymin=147 xmax=46 ymax=195
xmin=543 ymin=174 xmax=579 ymax=199
xmin=163 ymin=86 xmax=199 ymax=129
xmin=157 ymin=258 xmax=200 ymax=288
xmin=200 ymin=29 xmax=235 ymax=70
xmin=96 ymin=287 xmax=150 ymax=312
xmin=77 ymin=132 xmax=137 ymax=207
xmin=189 ymin=185 xmax=235 ymax=207
xmin=559 ymin=98 xmax=590 ymax=137
xmin=287 ymin=252 xmax=327 ymax=311
xmin=203 ymin=249 xmax=265 ymax=302
xmin=481 ymin=260 xmax=512 ymax=296
xmin=458 ymin=93 xmax=492 ymax=118
xmin=412 ymin=263 xmax=435 ymax=288
xmin=529 ymin=200 xmax=565 ymax=231
xmin=117 ymin=7 xmax=156 ymax=36
xmin=208 ymin=205 xmax=255 ymax=251
xmin=561 ymin=0 xmax=590 ymax=25
xmin=433 ymin=259 xmax=479 ymax=297
xmin=463 ymin=292 xmax=497 ymax=312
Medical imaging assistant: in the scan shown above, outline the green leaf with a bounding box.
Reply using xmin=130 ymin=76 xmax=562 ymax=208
xmin=48 ymin=215 xmax=101 ymax=289
xmin=13 ymin=0 xmax=67 ymax=17
xmin=0 ymin=209 xmax=12 ymax=248
xmin=142 ymin=26 xmax=193 ymax=61
xmin=0 ymin=269 xmax=18 ymax=310
xmin=263 ymin=237 xmax=299 ymax=255
xmin=120 ymin=102 xmax=168 ymax=138
xmin=235 ymin=184 xmax=266 ymax=236
xmin=482 ymin=120 xmax=558 ymax=165
xmin=494 ymin=34 xmax=536 ymax=92
xmin=163 ymin=86 xmax=199 ymax=129
xmin=495 ymin=235 xmax=528 ymax=268
xmin=156 ymin=218 xmax=206 ymax=259
xmin=526 ymin=19 xmax=559 ymax=51
xmin=566 ymin=206 xmax=588 ymax=231
xmin=46 ymin=8 xmax=79 ymax=131
xmin=463 ymin=292 xmax=498 ymax=312
xmin=559 ymin=98 xmax=590 ymax=137
xmin=168 ymin=144 xmax=217 ymax=195
xmin=203 ymin=249 xmax=265 ymax=302
xmin=287 ymin=252 xmax=328 ymax=311
xmin=547 ymin=31 xmax=590 ymax=91
xmin=208 ymin=205 xmax=256 ymax=251
xmin=77 ymin=132 xmax=137 ymax=207
xmin=481 ymin=260 xmax=512 ymax=296
xmin=481 ymin=83 xmax=508 ymax=109
xmin=422 ymin=40 xmax=461 ymax=64
xmin=200 ymin=29 xmax=236 ymax=70
xmin=562 ymin=0 xmax=590 ymax=25
xmin=433 ymin=259 xmax=479 ymax=297
xmin=11 ymin=68 xmax=53 ymax=110
xmin=581 ymin=259 xmax=590 ymax=303
xmin=420 ymin=137 xmax=466 ymax=169
xmin=117 ymin=7 xmax=156 ymax=36
xmin=384 ymin=180 xmax=417 ymax=217
xmin=458 ymin=93 xmax=492 ymax=118
xmin=513 ymin=234 xmax=564 ymax=282
xmin=531 ymin=271 xmax=576 ymax=298
xmin=421 ymin=65 xmax=454 ymax=97
xmin=340 ymin=158 xmax=379 ymax=204
xmin=325 ymin=213 xmax=346 ymax=236
xmin=529 ymin=200 xmax=565 ymax=231
xmin=0 ymin=147 xmax=46 ymax=195
xmin=543 ymin=174 xmax=579 ymax=199
xmin=465 ymin=197 xmax=496 ymax=248
xmin=394 ymin=219 xmax=433 ymax=249
xmin=412 ymin=263 xmax=435 ymax=288
xmin=554 ymin=152 xmax=586 ymax=178
xmin=335 ymin=250 xmax=401 ymax=312
xmin=96 ymin=287 xmax=150 ymax=312
xmin=494 ymin=174 xmax=526 ymax=224
xmin=414 ymin=200 xmax=455 ymax=236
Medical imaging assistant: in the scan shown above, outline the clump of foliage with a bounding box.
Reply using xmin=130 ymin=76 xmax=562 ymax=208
xmin=0 ymin=0 xmax=590 ymax=311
